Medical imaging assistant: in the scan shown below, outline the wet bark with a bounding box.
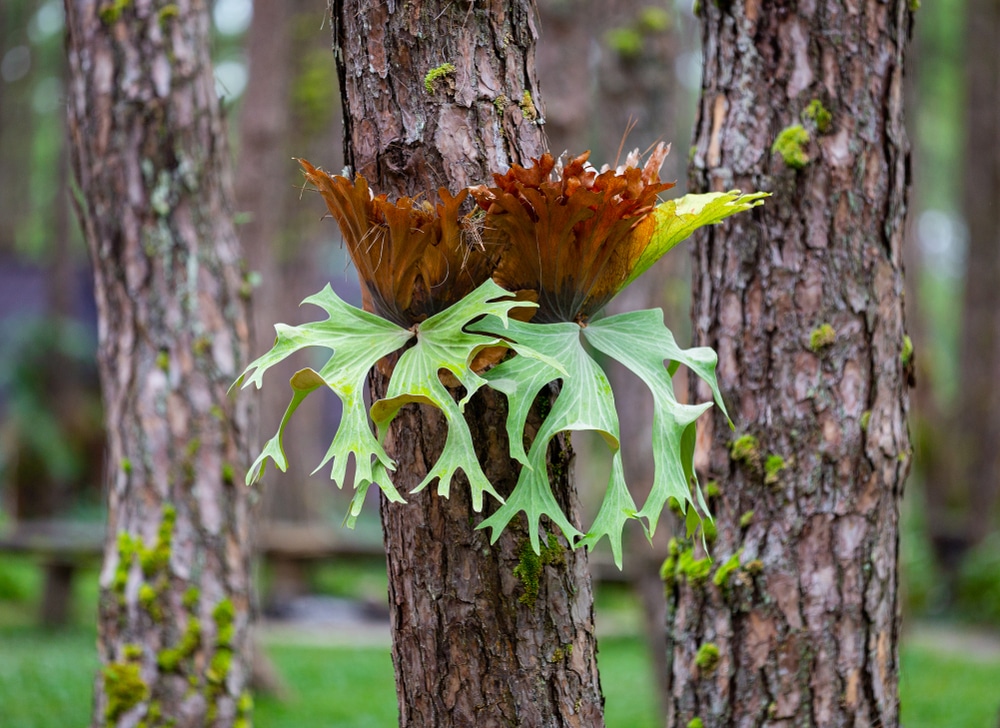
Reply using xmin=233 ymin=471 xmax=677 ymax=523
xmin=668 ymin=0 xmax=912 ymax=726
xmin=66 ymin=2 xmax=253 ymax=726
xmin=332 ymin=1 xmax=605 ymax=725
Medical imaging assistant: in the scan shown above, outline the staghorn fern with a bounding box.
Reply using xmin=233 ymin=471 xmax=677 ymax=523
xmin=238 ymin=149 xmax=766 ymax=565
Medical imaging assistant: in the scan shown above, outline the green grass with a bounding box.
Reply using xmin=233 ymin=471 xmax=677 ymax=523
xmin=0 ymin=627 xmax=97 ymax=728
xmin=259 ymin=644 xmax=397 ymax=728
xmin=900 ymin=643 xmax=1000 ymax=728
xmin=1 ymin=555 xmax=999 ymax=726
xmin=597 ymin=637 xmax=660 ymax=728
xmin=0 ymin=629 xmax=659 ymax=727
xmin=2 ymin=626 xmax=999 ymax=726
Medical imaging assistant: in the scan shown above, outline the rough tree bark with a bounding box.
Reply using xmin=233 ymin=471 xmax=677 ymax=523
xmin=667 ymin=0 xmax=912 ymax=725
xmin=66 ymin=2 xmax=253 ymax=726
xmin=331 ymin=1 xmax=606 ymax=725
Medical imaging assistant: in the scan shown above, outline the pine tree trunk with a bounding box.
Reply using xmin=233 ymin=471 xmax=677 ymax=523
xmin=66 ymin=3 xmax=254 ymax=726
xmin=668 ymin=1 xmax=912 ymax=725
xmin=0 ymin=1 xmax=32 ymax=248
xmin=332 ymin=1 xmax=606 ymax=725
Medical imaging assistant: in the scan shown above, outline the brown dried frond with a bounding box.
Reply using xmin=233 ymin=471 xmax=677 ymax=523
xmin=469 ymin=144 xmax=674 ymax=323
xmin=300 ymin=160 xmax=495 ymax=327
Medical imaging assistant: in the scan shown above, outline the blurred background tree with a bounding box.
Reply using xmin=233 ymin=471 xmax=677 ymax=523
xmin=534 ymin=0 xmax=695 ymax=718
xmin=0 ymin=0 xmax=103 ymax=523
xmin=902 ymin=0 xmax=1000 ymax=625
xmin=232 ymin=0 xmax=349 ymax=611
xmin=65 ymin=0 xmax=256 ymax=723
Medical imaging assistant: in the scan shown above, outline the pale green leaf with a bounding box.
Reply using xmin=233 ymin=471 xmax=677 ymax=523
xmin=475 ymin=321 xmax=575 ymax=466
xmin=246 ymin=368 xmax=324 ymax=484
xmin=343 ymin=462 xmax=405 ymax=528
xmin=369 ymin=280 xmax=538 ymax=512
xmin=237 ymin=284 xmax=408 ymax=391
xmin=482 ymin=458 xmax=584 ymax=554
xmin=344 ymin=480 xmax=370 ymax=530
xmin=475 ymin=318 xmax=622 ymax=552
xmin=647 ymin=317 xmax=731 ymax=427
xmin=238 ymin=284 xmax=411 ymax=503
xmin=576 ymin=453 xmax=636 ymax=568
xmin=584 ymin=309 xmax=718 ymax=536
xmin=626 ymin=190 xmax=769 ymax=288
xmin=310 ymin=386 xmax=386 ymax=488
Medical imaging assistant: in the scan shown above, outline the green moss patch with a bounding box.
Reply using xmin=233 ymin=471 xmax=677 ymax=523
xmin=157 ymin=617 xmax=201 ymax=672
xmin=695 ymin=642 xmax=720 ymax=672
xmin=712 ymin=551 xmax=743 ymax=588
xmin=772 ymin=125 xmax=811 ymax=169
xmin=103 ymin=659 xmax=147 ymax=721
xmin=730 ymin=434 xmax=760 ymax=466
xmin=901 ymin=334 xmax=914 ymax=365
xmin=513 ymin=534 xmax=563 ymax=606
xmin=802 ymin=99 xmax=832 ymax=134
xmin=810 ymin=323 xmax=836 ymax=352
xmin=423 ymin=63 xmax=456 ymax=94
xmin=764 ymin=454 xmax=786 ymax=485
xmin=519 ymin=90 xmax=538 ymax=121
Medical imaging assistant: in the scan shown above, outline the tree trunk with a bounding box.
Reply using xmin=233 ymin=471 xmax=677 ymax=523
xmin=668 ymin=1 xmax=912 ymax=726
xmin=908 ymin=0 xmax=1000 ymax=599
xmin=952 ymin=0 xmax=1000 ymax=549
xmin=332 ymin=1 xmax=606 ymax=725
xmin=0 ymin=0 xmax=32 ymax=248
xmin=66 ymin=3 xmax=254 ymax=727
xmin=234 ymin=0 xmax=330 ymax=610
xmin=533 ymin=0 xmax=594 ymax=154
xmin=234 ymin=0 xmax=299 ymax=522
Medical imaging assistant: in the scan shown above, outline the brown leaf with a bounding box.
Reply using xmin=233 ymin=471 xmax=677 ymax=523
xmin=300 ymin=159 xmax=496 ymax=327
xmin=470 ymin=145 xmax=674 ymax=323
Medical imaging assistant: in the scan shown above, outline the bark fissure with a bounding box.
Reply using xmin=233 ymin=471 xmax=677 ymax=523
xmin=859 ymin=545 xmax=881 ymax=728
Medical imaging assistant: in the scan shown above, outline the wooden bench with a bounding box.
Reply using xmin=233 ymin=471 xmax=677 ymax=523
xmin=255 ymin=522 xmax=385 ymax=610
xmin=1 ymin=519 xmax=627 ymax=625
xmin=0 ymin=519 xmax=385 ymax=626
xmin=0 ymin=519 xmax=105 ymax=626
